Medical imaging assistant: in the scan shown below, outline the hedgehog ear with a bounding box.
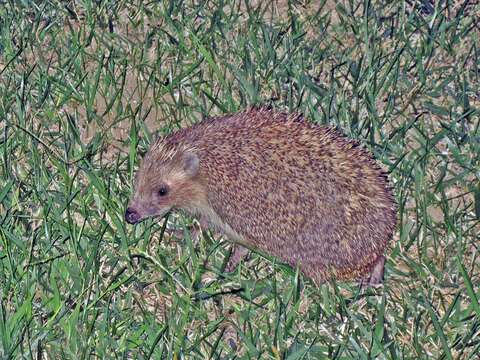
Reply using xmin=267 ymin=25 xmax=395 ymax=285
xmin=183 ymin=152 xmax=199 ymax=177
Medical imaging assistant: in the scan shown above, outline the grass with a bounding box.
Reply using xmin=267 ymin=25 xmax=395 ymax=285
xmin=0 ymin=0 xmax=479 ymax=358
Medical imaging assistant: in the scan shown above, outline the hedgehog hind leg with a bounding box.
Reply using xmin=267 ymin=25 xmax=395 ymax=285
xmin=363 ymin=255 xmax=386 ymax=287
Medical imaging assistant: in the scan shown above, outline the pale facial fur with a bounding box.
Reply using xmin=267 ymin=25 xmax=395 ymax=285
xmin=125 ymin=150 xmax=202 ymax=224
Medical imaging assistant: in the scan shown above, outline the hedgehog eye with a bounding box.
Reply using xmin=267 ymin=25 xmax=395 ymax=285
xmin=158 ymin=185 xmax=169 ymax=197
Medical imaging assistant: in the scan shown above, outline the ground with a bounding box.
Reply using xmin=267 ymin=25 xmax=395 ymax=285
xmin=0 ymin=0 xmax=479 ymax=358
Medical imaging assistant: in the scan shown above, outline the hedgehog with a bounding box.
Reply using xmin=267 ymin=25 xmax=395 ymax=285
xmin=125 ymin=107 xmax=396 ymax=285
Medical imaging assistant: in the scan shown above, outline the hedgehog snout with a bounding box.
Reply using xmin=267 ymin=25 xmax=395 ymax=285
xmin=125 ymin=207 xmax=141 ymax=224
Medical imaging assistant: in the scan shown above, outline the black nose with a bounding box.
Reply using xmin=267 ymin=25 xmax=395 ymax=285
xmin=125 ymin=207 xmax=140 ymax=224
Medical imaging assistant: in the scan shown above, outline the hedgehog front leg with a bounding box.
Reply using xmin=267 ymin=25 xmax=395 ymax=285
xmin=196 ymin=215 xmax=249 ymax=272
xmin=225 ymin=245 xmax=249 ymax=273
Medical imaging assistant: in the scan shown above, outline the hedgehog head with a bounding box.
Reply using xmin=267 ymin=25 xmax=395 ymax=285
xmin=125 ymin=139 xmax=203 ymax=224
